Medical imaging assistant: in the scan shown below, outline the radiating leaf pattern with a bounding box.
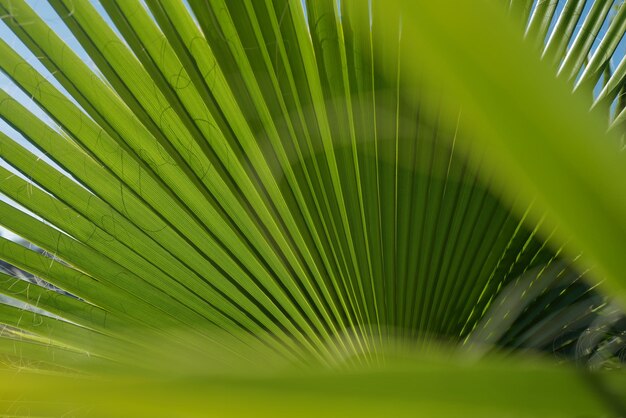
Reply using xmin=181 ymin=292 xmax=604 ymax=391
xmin=0 ymin=0 xmax=625 ymax=416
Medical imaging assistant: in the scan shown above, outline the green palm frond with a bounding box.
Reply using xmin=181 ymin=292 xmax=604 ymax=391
xmin=0 ymin=0 xmax=625 ymax=416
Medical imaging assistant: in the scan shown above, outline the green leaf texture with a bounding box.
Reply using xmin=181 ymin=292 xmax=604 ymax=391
xmin=0 ymin=0 xmax=625 ymax=416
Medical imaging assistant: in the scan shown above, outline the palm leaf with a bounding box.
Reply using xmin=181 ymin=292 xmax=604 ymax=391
xmin=0 ymin=0 xmax=625 ymax=415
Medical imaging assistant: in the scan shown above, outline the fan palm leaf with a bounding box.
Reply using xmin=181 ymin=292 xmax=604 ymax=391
xmin=0 ymin=0 xmax=625 ymax=416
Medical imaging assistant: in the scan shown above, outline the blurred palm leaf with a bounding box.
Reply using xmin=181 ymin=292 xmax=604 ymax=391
xmin=0 ymin=0 xmax=625 ymax=416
